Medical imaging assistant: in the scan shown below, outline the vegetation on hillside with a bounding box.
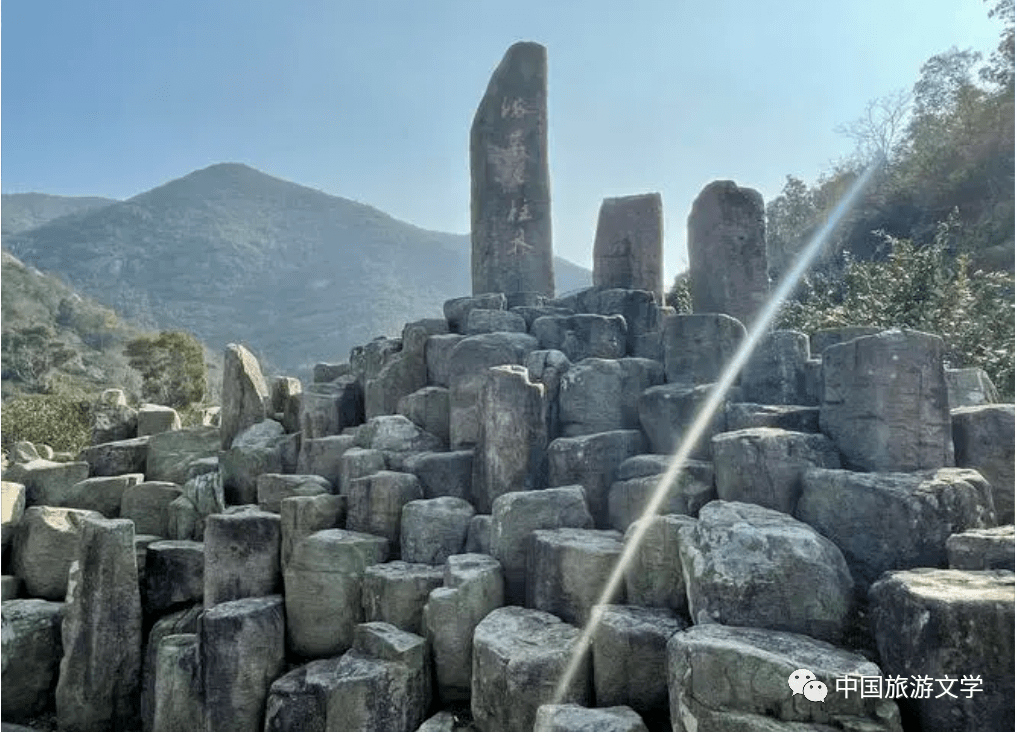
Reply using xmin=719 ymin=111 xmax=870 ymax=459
xmin=670 ymin=1 xmax=1015 ymax=399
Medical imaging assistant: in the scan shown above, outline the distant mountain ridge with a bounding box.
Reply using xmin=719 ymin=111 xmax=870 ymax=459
xmin=2 ymin=192 xmax=118 ymax=236
xmin=3 ymin=163 xmax=592 ymax=376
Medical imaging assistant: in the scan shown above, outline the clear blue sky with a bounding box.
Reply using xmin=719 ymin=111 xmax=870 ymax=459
xmin=1 ymin=0 xmax=1004 ymax=281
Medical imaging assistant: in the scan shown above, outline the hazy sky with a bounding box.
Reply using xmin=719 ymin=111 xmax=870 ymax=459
xmin=2 ymin=0 xmax=1004 ymax=281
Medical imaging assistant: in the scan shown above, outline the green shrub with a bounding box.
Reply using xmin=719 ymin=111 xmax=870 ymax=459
xmin=1 ymin=393 xmax=92 ymax=456
xmin=776 ymin=217 xmax=1015 ymax=399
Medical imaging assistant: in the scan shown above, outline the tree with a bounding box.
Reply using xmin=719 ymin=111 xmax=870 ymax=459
xmin=124 ymin=331 xmax=207 ymax=408
xmin=835 ymin=89 xmax=912 ymax=164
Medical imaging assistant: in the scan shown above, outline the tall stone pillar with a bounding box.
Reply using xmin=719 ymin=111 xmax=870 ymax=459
xmin=687 ymin=181 xmax=769 ymax=327
xmin=471 ymin=41 xmax=554 ymax=297
xmin=593 ymin=193 xmax=663 ymax=299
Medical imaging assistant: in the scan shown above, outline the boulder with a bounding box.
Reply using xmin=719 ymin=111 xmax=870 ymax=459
xmin=607 ymin=461 xmax=715 ymax=531
xmin=296 ymin=433 xmax=357 ymax=489
xmin=144 ymin=539 xmax=204 ymax=614
xmin=471 ymin=606 xmax=590 ymax=732
xmin=150 ymin=633 xmax=202 ymax=732
xmin=203 ymin=510 xmax=281 ymax=607
xmin=534 ymin=704 xmax=649 ymax=732
xmin=668 ymin=624 xmax=902 ymax=732
xmin=312 ymin=362 xmax=350 ymax=383
xmin=547 ymin=430 xmax=645 ymax=528
xmin=952 ymin=403 xmax=1015 ymax=524
xmin=443 ymin=293 xmax=507 ymax=333
xmin=809 ymin=325 xmax=883 ymax=356
xmin=947 ymin=525 xmax=1015 ymax=571
xmin=473 ymin=364 xmax=547 ymax=512
xmin=466 ymin=515 xmax=492 ymax=555
xmin=592 ymin=193 xmax=664 ymax=298
xmin=57 ymin=473 xmax=144 ymax=517
xmin=591 ymin=605 xmax=686 ymax=726
xmin=366 ymin=352 xmax=428 ymax=420
xmin=447 ymin=331 xmax=538 ymax=448
xmin=680 ymin=501 xmax=854 ymax=643
xmin=424 ymin=333 xmax=465 ymax=387
xmin=346 ymin=470 xmax=424 ymax=555
xmin=339 ymin=447 xmax=386 ymax=494
xmin=623 ymin=514 xmax=697 ymax=613
xmin=945 ymin=366 xmax=1000 ymax=408
xmin=138 ymin=604 xmax=202 ymax=732
xmin=280 ymin=493 xmax=346 ymax=567
xmin=362 ymin=560 xmax=445 ymax=635
xmin=219 ymin=342 xmax=270 ymax=450
xmin=324 ymin=622 xmax=431 ymax=732
xmin=525 ymin=348 xmax=572 ymax=440
xmin=712 ymin=427 xmax=841 ymax=514
xmin=464 ymin=308 xmax=528 ymax=335
xmin=79 ymin=437 xmax=149 ymax=478
xmin=137 ymin=404 xmax=182 ymax=436
xmin=55 ymin=517 xmax=143 ymax=732
xmin=13 ymin=506 xmax=102 ymax=600
xmin=256 ymin=473 xmax=331 ymax=513
xmin=2 ymin=481 xmax=26 ymax=556
xmin=638 ymin=382 xmax=732 ymax=458
xmin=402 ymin=450 xmax=474 ymax=502
xmin=532 ymin=313 xmax=628 ymax=361
xmin=270 ymin=375 xmax=303 ymax=433
xmin=200 ymin=595 xmax=285 ymax=732
xmin=580 ymin=288 xmax=666 ymax=359
xmin=560 ymin=357 xmax=664 ymax=437
xmin=796 ymin=468 xmax=997 ymax=587
xmin=2 ymin=459 xmax=90 ymax=507
xmin=355 ymin=414 xmax=444 ymax=455
xmin=219 ymin=419 xmax=288 ymax=505
xmin=820 ymin=329 xmax=954 ymax=471
xmin=740 ymin=330 xmax=814 ymax=405
xmin=491 ymin=486 xmax=594 ymax=604
xmin=397 ymin=386 xmax=450 ymax=444
xmin=401 ymin=497 xmax=475 ymax=565
xmin=263 ymin=656 xmax=344 ymax=732
xmin=423 ymin=553 xmax=504 ymax=703
xmin=350 ymin=336 xmax=403 ymax=390
xmin=283 ymin=529 xmax=388 ymax=658
xmin=299 ymin=378 xmax=363 ymax=438
xmin=870 ymin=569 xmax=1014 ymax=732
xmin=527 ymin=528 xmax=625 ymax=625
xmin=725 ymin=402 xmax=820 ymax=433
xmin=120 ymin=481 xmax=184 ymax=537
xmin=662 ymin=313 xmax=746 ymax=386
xmin=0 ymin=599 xmax=64 ymax=721
xmin=90 ymin=389 xmax=138 ymax=444
xmin=145 ymin=425 xmax=219 ymax=485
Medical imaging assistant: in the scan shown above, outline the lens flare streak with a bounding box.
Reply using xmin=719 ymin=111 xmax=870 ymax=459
xmin=551 ymin=160 xmax=881 ymax=705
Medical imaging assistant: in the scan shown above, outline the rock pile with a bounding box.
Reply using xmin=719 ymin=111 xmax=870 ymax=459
xmin=2 ymin=41 xmax=1013 ymax=732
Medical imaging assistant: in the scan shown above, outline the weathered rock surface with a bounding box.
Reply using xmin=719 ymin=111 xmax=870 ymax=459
xmin=120 ymin=481 xmax=184 ymax=537
xmin=532 ymin=313 xmax=628 ymax=361
xmin=255 ymin=473 xmax=331 ymax=513
xmin=471 ymin=41 xmax=553 ymax=298
xmin=402 ymin=450 xmax=474 ymax=502
xmin=662 ymin=313 xmax=746 ymax=386
xmin=947 ymin=525 xmax=1016 ymax=571
xmin=712 ymin=427 xmax=841 ymax=514
xmin=401 ymin=497 xmax=475 ymax=565
xmin=945 ymin=366 xmax=1000 ymax=408
xmin=13 ymin=506 xmax=102 ymax=600
xmin=283 ymin=529 xmax=388 ymax=658
xmin=79 ymin=437 xmax=149 ymax=478
xmin=638 ymin=382 xmax=732 ymax=458
xmin=346 ymin=470 xmax=424 ymax=555
xmin=491 ymin=486 xmax=594 ymax=604
xmin=219 ymin=419 xmax=288 ymax=505
xmin=592 ymin=605 xmax=686 ymax=726
xmin=220 ymin=343 xmax=270 ymax=450
xmin=144 ymin=539 xmax=204 ymax=613
xmin=592 ymin=192 xmax=663 ymax=299
xmin=534 ymin=704 xmax=650 ymax=732
xmin=200 ymin=595 xmax=285 ymax=732
xmin=725 ymin=402 xmax=820 ymax=433
xmin=362 ymin=560 xmax=445 ymax=635
xmin=203 ymin=509 xmax=281 ymax=607
xmin=680 ymin=501 xmax=854 ymax=642
xmin=139 ymin=604 xmax=202 ymax=732
xmin=56 ymin=517 xmax=143 ymax=732
xmin=398 ymin=385 xmax=451 ymax=444
xmin=300 ymin=377 xmax=362 ymax=438
xmin=687 ymin=180 xmax=768 ymax=326
xmin=527 ymin=528 xmax=624 ymax=625
xmin=472 ymin=606 xmax=590 ymax=732
xmin=623 ymin=514 xmax=697 ymax=613
xmin=2 ymin=459 xmax=90 ymax=507
xmin=425 ymin=333 xmax=466 ymax=387
xmin=547 ymin=429 xmax=645 ymax=528
xmin=1 ymin=599 xmax=64 ymax=721
xmin=137 ymin=403 xmax=182 ymax=436
xmin=796 ymin=468 xmax=997 ymax=586
xmin=55 ymin=473 xmax=143 ymax=517
xmin=668 ymin=624 xmax=902 ymax=732
xmin=145 ymin=425 xmax=220 ymax=485
xmin=443 ymin=293 xmax=507 ymax=334
xmin=150 ymin=632 xmax=202 ymax=732
xmin=870 ymin=569 xmax=1014 ymax=732
xmin=279 ymin=493 xmax=346 ymax=567
xmin=474 ymin=364 xmax=547 ymax=512
xmin=560 ymin=357 xmax=664 ymax=437
xmin=740 ymin=330 xmax=814 ymax=405
xmin=297 ymin=433 xmax=356 ymax=489
xmin=607 ymin=460 xmax=715 ymax=531
xmin=90 ymin=389 xmax=138 ymax=444
xmin=820 ymin=329 xmax=954 ymax=471
xmin=423 ymin=553 xmax=505 ymax=704
xmin=951 ymin=403 xmax=1015 ymax=524
xmin=526 ymin=348 xmax=572 ymax=439
xmin=263 ymin=656 xmax=344 ymax=732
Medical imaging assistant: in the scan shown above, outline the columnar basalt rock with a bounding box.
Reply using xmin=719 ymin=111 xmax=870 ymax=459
xmin=361 ymin=561 xmax=445 ymax=635
xmin=740 ymin=329 xmax=813 ymax=405
xmin=607 ymin=461 xmax=716 ymax=532
xmin=299 ymin=378 xmax=362 ymax=438
xmin=820 ymin=329 xmax=955 ymax=471
xmin=345 ymin=470 xmax=424 ymax=555
xmin=593 ymin=193 xmax=664 ymax=299
xmin=283 ymin=529 xmax=388 ymax=658
xmin=947 ymin=525 xmax=1016 ymax=571
xmin=14 ymin=506 xmax=103 ymax=600
xmin=151 ymin=633 xmax=202 ymax=732
xmin=279 ymin=493 xmax=346 ymax=567
xmin=56 ymin=517 xmax=143 ymax=732
xmin=474 ymin=364 xmax=547 ymax=513
xmin=203 ymin=510 xmax=281 ymax=607
xmin=270 ymin=375 xmax=303 ymax=433
xmin=220 ymin=343 xmax=270 ymax=450
xmin=687 ymin=180 xmax=769 ymax=326
xmin=401 ymin=497 xmax=475 ymax=565
xmin=662 ymin=313 xmax=746 ymax=386
xmin=200 ymin=595 xmax=285 ymax=732
xmin=472 ymin=606 xmax=590 ymax=732
xmin=534 ymin=704 xmax=650 ymax=732
xmin=263 ymin=656 xmax=344 ymax=732
xmin=137 ymin=404 xmax=182 ymax=436
xmin=951 ymin=403 xmax=1015 ymax=524
xmin=423 ymin=553 xmax=505 ymax=704
xmin=1 ymin=599 xmax=65 ymax=722
xmin=870 ymin=569 xmax=1014 ymax=732
xmin=526 ymin=528 xmax=625 ymax=624
xmin=471 ymin=42 xmax=554 ymax=297
xmin=79 ymin=437 xmax=149 ymax=478
xmin=622 ymin=514 xmax=697 ymax=613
